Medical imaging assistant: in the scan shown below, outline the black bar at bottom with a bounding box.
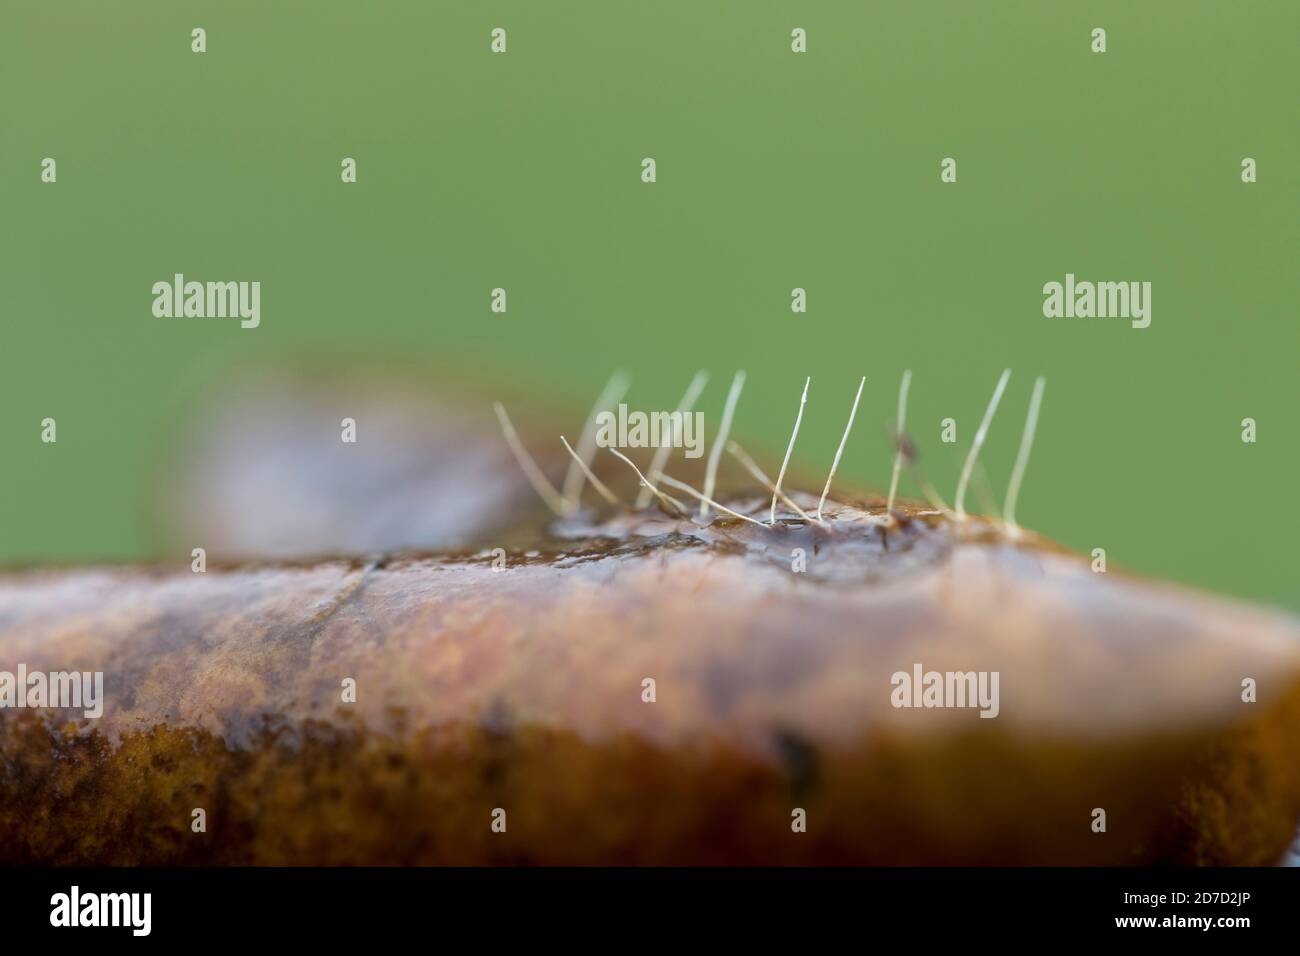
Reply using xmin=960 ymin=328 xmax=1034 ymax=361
xmin=0 ymin=866 xmax=1287 ymax=941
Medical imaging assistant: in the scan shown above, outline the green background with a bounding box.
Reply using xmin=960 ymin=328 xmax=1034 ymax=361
xmin=2 ymin=1 xmax=1296 ymax=608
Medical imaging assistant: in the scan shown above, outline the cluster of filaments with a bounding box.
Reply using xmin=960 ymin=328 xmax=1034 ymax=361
xmin=495 ymin=368 xmax=1046 ymax=539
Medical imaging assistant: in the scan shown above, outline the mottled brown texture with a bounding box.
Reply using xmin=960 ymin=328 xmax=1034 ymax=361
xmin=3 ymin=494 xmax=1299 ymax=865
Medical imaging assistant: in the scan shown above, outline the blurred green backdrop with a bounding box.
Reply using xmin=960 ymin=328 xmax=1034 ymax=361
xmin=1 ymin=1 xmax=1296 ymax=608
